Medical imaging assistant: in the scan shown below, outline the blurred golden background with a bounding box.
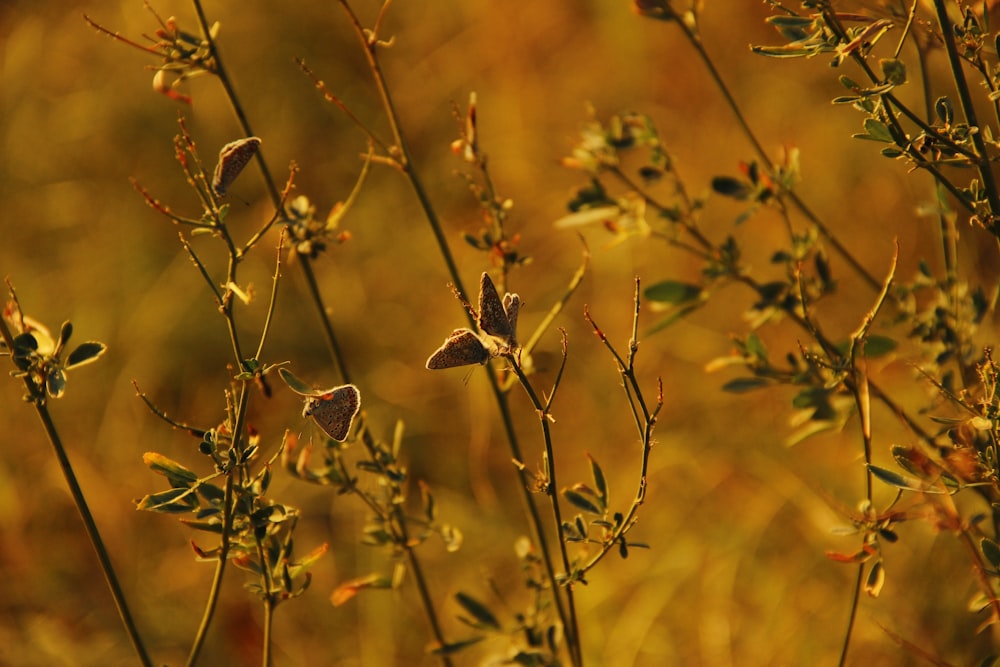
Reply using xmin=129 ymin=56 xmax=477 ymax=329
xmin=1 ymin=1 xmax=995 ymax=665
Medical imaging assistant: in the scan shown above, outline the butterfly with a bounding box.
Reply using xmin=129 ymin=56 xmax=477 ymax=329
xmin=277 ymin=368 xmax=361 ymax=441
xmin=425 ymin=328 xmax=492 ymax=370
xmin=301 ymin=384 xmax=361 ymax=441
xmin=476 ymin=271 xmax=519 ymax=348
xmin=425 ymin=272 xmax=521 ymax=370
xmin=212 ymin=136 xmax=261 ymax=197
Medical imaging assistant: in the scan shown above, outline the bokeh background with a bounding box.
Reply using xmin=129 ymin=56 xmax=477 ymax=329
xmin=2 ymin=1 xmax=998 ymax=665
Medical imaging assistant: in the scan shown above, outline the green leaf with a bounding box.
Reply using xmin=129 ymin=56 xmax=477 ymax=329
xmin=858 ymin=118 xmax=894 ymax=143
xmin=864 ymin=559 xmax=885 ymax=597
xmin=143 ymin=452 xmax=199 ymax=487
xmin=721 ymin=377 xmax=769 ymax=393
xmin=135 ymin=487 xmax=199 ymax=513
xmin=195 ymin=482 xmax=226 ymax=504
xmin=46 ymin=369 xmax=67 ymax=398
xmin=66 ymin=341 xmax=106 ymax=369
xmin=57 ymin=321 xmax=73 ymax=353
xmin=838 ymin=75 xmax=861 ymax=90
xmin=745 ymin=332 xmax=768 ymax=361
xmin=869 ymin=465 xmax=944 ymax=493
xmin=588 ymin=453 xmax=608 ymax=503
xmin=11 ymin=332 xmax=38 ymax=369
xmin=177 ymin=518 xmax=224 ymax=533
xmin=278 ymin=367 xmax=319 ymax=397
xmin=935 ymin=96 xmax=953 ymax=125
xmin=644 ymin=280 xmax=702 ymax=304
xmin=711 ymin=176 xmax=751 ymax=199
xmin=455 ymin=592 xmax=501 ymax=631
xmin=431 ymin=637 xmax=486 ymax=655
xmin=982 ymin=537 xmax=1000 ymax=569
xmin=862 ymin=335 xmax=897 ymax=358
xmin=880 ymin=58 xmax=906 ymax=86
xmin=562 ymin=488 xmax=602 ymax=515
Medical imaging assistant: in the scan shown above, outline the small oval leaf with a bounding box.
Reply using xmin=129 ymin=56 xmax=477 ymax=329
xmin=562 ymin=488 xmax=602 ymax=515
xmin=135 ymin=487 xmax=199 ymax=513
xmin=143 ymin=452 xmax=199 ymax=487
xmin=67 ymin=341 xmax=108 ymax=369
xmin=455 ymin=592 xmax=501 ymax=631
xmin=587 ymin=453 xmax=608 ymax=503
xmin=864 ymin=559 xmax=886 ymax=598
xmin=711 ymin=176 xmax=751 ymax=199
xmin=862 ymin=335 xmax=897 ymax=358
xmin=721 ymin=377 xmax=770 ymax=393
xmin=644 ymin=281 xmax=702 ymax=305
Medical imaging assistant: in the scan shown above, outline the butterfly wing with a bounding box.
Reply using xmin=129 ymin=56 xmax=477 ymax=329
xmin=426 ymin=329 xmax=490 ymax=370
xmin=477 ymin=272 xmax=513 ymax=341
xmin=502 ymin=292 xmax=520 ymax=345
xmin=303 ymin=383 xmax=360 ymax=441
xmin=212 ymin=136 xmax=261 ymax=197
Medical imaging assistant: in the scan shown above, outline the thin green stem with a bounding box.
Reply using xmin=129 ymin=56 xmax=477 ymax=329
xmin=508 ymin=357 xmax=582 ymax=667
xmin=930 ymin=0 xmax=1000 ymax=226
xmin=191 ymin=0 xmax=284 ymax=212
xmin=577 ymin=286 xmax=662 ymax=578
xmin=298 ymin=256 xmax=354 ymax=385
xmin=0 ymin=315 xmax=153 ymax=667
xmin=335 ymin=0 xmax=469 ymax=302
xmin=262 ymin=597 xmax=274 ymax=667
xmin=254 ymin=229 xmax=286 ymax=361
xmin=402 ymin=537 xmax=454 ymax=663
xmin=837 ymin=564 xmax=864 ymax=667
xmin=186 ymin=473 xmax=235 ymax=667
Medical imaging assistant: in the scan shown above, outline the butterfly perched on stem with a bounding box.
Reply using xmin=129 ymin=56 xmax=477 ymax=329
xmin=278 ymin=368 xmax=360 ymax=441
xmin=426 ymin=272 xmax=520 ymax=370
xmin=212 ymin=136 xmax=261 ymax=197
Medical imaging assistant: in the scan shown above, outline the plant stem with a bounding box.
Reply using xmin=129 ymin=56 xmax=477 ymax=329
xmin=508 ymin=359 xmax=582 ymax=667
xmin=930 ymin=0 xmax=1000 ymax=227
xmin=837 ymin=564 xmax=864 ymax=667
xmin=262 ymin=596 xmax=274 ymax=667
xmin=673 ymin=15 xmax=883 ymax=292
xmin=0 ymin=318 xmax=153 ymax=667
xmin=191 ymin=0 xmax=284 ymax=211
xmin=298 ymin=256 xmax=355 ymax=385
xmin=334 ymin=2 xmax=579 ymax=663
xmin=33 ymin=404 xmax=153 ymax=660
xmin=186 ymin=468 xmax=236 ymax=667
xmin=578 ymin=286 xmax=662 ymax=577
